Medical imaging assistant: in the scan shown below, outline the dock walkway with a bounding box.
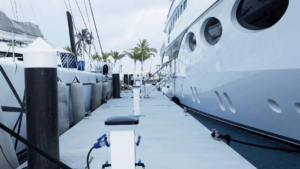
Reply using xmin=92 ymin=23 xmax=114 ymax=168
xmin=20 ymin=85 xmax=256 ymax=169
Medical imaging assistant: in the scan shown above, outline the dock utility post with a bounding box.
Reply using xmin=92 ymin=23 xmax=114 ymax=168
xmin=112 ymin=68 xmax=121 ymax=98
xmin=24 ymin=38 xmax=60 ymax=169
xmin=105 ymin=116 xmax=139 ymax=169
xmin=133 ymin=77 xmax=141 ymax=116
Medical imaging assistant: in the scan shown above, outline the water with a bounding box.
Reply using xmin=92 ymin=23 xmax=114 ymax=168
xmin=188 ymin=111 xmax=300 ymax=169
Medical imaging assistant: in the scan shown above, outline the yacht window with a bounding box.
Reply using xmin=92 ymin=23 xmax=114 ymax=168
xmin=204 ymin=17 xmax=222 ymax=45
xmin=187 ymin=32 xmax=196 ymax=52
xmin=184 ymin=1 xmax=187 ymax=10
xmin=181 ymin=5 xmax=183 ymax=14
xmin=236 ymin=0 xmax=289 ymax=30
xmin=0 ymin=52 xmax=23 ymax=58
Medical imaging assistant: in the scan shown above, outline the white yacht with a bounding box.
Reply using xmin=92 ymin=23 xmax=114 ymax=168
xmin=160 ymin=0 xmax=300 ymax=145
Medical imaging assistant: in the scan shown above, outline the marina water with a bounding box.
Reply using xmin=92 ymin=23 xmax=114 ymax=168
xmin=189 ymin=111 xmax=300 ymax=169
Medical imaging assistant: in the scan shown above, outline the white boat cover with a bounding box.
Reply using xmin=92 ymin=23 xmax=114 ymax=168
xmin=0 ymin=10 xmax=43 ymax=38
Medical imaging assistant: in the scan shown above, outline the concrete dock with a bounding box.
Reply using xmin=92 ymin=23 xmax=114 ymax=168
xmin=19 ymin=85 xmax=256 ymax=169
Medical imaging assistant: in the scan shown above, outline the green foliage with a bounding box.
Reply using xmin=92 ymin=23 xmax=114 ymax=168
xmin=135 ymin=39 xmax=157 ymax=71
xmin=92 ymin=53 xmax=102 ymax=60
xmin=102 ymin=52 xmax=112 ymax=62
xmin=64 ymin=45 xmax=72 ymax=52
xmin=124 ymin=48 xmax=141 ymax=62
xmin=124 ymin=48 xmax=142 ymax=72
xmin=76 ymin=29 xmax=93 ymax=60
xmin=110 ymin=50 xmax=125 ymax=66
xmin=136 ymin=39 xmax=157 ymax=59
xmin=64 ymin=45 xmax=80 ymax=56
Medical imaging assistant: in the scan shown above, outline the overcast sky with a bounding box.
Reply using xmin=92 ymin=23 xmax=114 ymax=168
xmin=0 ymin=0 xmax=171 ymax=73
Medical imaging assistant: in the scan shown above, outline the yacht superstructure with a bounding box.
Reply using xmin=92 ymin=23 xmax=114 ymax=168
xmin=161 ymin=0 xmax=300 ymax=145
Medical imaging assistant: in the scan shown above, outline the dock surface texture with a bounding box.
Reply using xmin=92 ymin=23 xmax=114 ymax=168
xmin=26 ymin=85 xmax=256 ymax=169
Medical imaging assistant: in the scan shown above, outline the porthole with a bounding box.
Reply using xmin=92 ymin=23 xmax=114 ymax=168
xmin=236 ymin=0 xmax=289 ymax=30
xmin=203 ymin=17 xmax=222 ymax=45
xmin=186 ymin=32 xmax=196 ymax=52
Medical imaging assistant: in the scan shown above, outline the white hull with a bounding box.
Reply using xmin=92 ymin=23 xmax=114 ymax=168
xmin=163 ymin=0 xmax=300 ymax=144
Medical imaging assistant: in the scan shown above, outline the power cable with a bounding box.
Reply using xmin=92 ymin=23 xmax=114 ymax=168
xmin=86 ymin=146 xmax=94 ymax=169
xmin=9 ymin=0 xmax=16 ymax=20
xmin=88 ymin=0 xmax=104 ymax=56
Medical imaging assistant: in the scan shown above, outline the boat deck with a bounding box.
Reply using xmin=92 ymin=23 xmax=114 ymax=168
xmin=19 ymin=85 xmax=255 ymax=169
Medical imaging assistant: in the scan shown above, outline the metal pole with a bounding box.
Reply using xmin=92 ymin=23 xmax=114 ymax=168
xmin=12 ymin=31 xmax=15 ymax=62
xmin=24 ymin=38 xmax=60 ymax=169
xmin=66 ymin=12 xmax=78 ymax=62
xmin=4 ymin=46 xmax=11 ymax=58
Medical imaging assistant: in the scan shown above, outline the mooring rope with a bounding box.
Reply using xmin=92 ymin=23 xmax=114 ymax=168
xmin=211 ymin=131 xmax=300 ymax=153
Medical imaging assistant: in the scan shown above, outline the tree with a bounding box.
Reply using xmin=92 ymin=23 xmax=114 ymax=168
xmin=136 ymin=39 xmax=157 ymax=71
xmin=92 ymin=53 xmax=102 ymax=71
xmin=76 ymin=28 xmax=92 ymax=61
xmin=64 ymin=45 xmax=72 ymax=52
xmin=124 ymin=48 xmax=141 ymax=72
xmin=110 ymin=51 xmax=125 ymax=68
xmin=64 ymin=45 xmax=81 ymax=56
xmin=102 ymin=52 xmax=112 ymax=63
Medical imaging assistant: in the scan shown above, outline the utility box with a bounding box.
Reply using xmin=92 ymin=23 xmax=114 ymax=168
xmin=105 ymin=116 xmax=139 ymax=169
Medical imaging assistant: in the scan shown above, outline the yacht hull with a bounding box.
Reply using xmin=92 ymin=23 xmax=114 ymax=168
xmin=163 ymin=0 xmax=300 ymax=144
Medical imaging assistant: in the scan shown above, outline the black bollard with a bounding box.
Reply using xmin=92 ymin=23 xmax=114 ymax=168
xmin=112 ymin=69 xmax=121 ymax=98
xmin=24 ymin=38 xmax=60 ymax=169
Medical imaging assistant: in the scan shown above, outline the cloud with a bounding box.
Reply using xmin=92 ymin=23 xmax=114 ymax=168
xmin=1 ymin=0 xmax=171 ymax=73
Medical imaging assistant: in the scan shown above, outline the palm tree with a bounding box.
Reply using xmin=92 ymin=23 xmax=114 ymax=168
xmin=110 ymin=51 xmax=125 ymax=68
xmin=102 ymin=52 xmax=112 ymax=63
xmin=76 ymin=28 xmax=92 ymax=61
xmin=92 ymin=53 xmax=102 ymax=71
xmin=124 ymin=48 xmax=141 ymax=72
xmin=136 ymin=39 xmax=157 ymax=71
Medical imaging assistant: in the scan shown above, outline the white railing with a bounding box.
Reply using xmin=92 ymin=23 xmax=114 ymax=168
xmin=144 ymin=75 xmax=170 ymax=98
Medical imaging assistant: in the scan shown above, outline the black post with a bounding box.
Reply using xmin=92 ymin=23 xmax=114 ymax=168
xmin=66 ymin=11 xmax=78 ymax=62
xmin=24 ymin=38 xmax=60 ymax=169
xmin=112 ymin=70 xmax=120 ymax=98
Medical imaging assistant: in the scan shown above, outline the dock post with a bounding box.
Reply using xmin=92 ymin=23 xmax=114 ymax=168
xmin=133 ymin=77 xmax=141 ymax=116
xmin=112 ymin=68 xmax=121 ymax=98
xmin=105 ymin=116 xmax=139 ymax=169
xmin=24 ymin=38 xmax=60 ymax=169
